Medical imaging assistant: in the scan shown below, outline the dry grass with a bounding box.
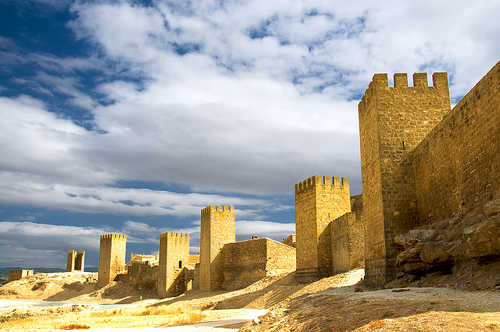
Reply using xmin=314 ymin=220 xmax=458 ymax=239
xmin=59 ymin=323 xmax=90 ymax=330
xmin=0 ymin=304 xmax=207 ymax=330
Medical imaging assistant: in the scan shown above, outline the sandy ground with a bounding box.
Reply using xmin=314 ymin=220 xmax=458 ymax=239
xmin=1 ymin=269 xmax=499 ymax=331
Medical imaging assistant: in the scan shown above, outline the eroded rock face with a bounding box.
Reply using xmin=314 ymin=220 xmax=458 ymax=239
xmin=395 ymin=199 xmax=500 ymax=275
xmin=483 ymin=199 xmax=500 ymax=217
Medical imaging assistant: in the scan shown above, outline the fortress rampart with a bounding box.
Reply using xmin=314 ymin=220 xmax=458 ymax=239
xmin=158 ymin=232 xmax=190 ymax=297
xmin=200 ymin=205 xmax=235 ymax=290
xmin=409 ymin=63 xmax=500 ymax=224
xmin=98 ymin=234 xmax=127 ymax=287
xmin=222 ymin=237 xmax=296 ymax=289
xmin=331 ymin=212 xmax=364 ymax=274
xmin=295 ymin=175 xmax=351 ymax=282
xmin=358 ymin=71 xmax=451 ymax=286
xmin=358 ymin=61 xmax=500 ymax=286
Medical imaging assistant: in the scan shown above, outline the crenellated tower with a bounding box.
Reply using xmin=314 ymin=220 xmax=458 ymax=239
xmin=157 ymin=232 xmax=190 ymax=297
xmin=199 ymin=205 xmax=235 ymax=290
xmin=358 ymin=72 xmax=450 ymax=287
xmin=98 ymin=234 xmax=127 ymax=287
xmin=295 ymin=175 xmax=351 ymax=282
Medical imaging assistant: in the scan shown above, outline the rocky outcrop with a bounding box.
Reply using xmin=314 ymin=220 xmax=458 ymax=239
xmin=394 ymin=199 xmax=500 ymax=286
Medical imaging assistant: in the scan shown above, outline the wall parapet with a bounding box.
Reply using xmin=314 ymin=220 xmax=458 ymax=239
xmin=295 ymin=175 xmax=349 ymax=194
xmin=100 ymin=234 xmax=127 ymax=240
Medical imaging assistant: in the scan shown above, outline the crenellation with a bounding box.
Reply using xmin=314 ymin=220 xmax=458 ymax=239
xmin=295 ymin=175 xmax=351 ymax=282
xmin=393 ymin=73 xmax=408 ymax=87
xmin=98 ymin=233 xmax=127 ymax=287
xmin=413 ymin=72 xmax=428 ymax=87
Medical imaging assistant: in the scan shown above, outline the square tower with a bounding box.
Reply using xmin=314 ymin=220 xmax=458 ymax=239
xmin=66 ymin=250 xmax=85 ymax=272
xmin=358 ymin=72 xmax=450 ymax=287
xmin=75 ymin=250 xmax=85 ymax=272
xmin=199 ymin=205 xmax=235 ymax=291
xmin=98 ymin=234 xmax=127 ymax=287
xmin=66 ymin=250 xmax=76 ymax=272
xmin=295 ymin=175 xmax=351 ymax=282
xmin=157 ymin=232 xmax=190 ymax=298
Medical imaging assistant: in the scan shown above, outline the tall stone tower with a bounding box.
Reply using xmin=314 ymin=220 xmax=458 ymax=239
xmin=199 ymin=205 xmax=235 ymax=290
xmin=98 ymin=234 xmax=127 ymax=287
xmin=157 ymin=232 xmax=190 ymax=298
xmin=358 ymin=72 xmax=450 ymax=287
xmin=295 ymin=175 xmax=351 ymax=282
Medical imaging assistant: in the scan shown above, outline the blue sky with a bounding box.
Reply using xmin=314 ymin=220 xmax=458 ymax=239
xmin=0 ymin=0 xmax=498 ymax=268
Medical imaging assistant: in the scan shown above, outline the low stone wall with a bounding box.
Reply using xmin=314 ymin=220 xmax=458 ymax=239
xmin=331 ymin=212 xmax=365 ymax=275
xmin=126 ymin=262 xmax=158 ymax=290
xmin=223 ymin=237 xmax=296 ymax=289
xmin=8 ymin=269 xmax=34 ymax=282
xmin=223 ymin=238 xmax=268 ymax=284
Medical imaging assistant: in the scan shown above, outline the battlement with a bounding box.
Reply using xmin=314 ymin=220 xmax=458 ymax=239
xmin=100 ymin=234 xmax=127 ymax=240
xmin=160 ymin=232 xmax=190 ymax=239
xmin=359 ymin=72 xmax=449 ymax=112
xmin=295 ymin=175 xmax=349 ymax=194
xmin=201 ymin=205 xmax=235 ymax=216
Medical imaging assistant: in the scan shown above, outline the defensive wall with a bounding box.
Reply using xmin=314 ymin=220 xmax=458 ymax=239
xmin=295 ymin=175 xmax=351 ymax=282
xmin=200 ymin=205 xmax=235 ymax=291
xmin=331 ymin=212 xmax=364 ymax=274
xmin=409 ymin=62 xmax=500 ymax=223
xmin=7 ymin=269 xmax=33 ymax=282
xmin=98 ymin=234 xmax=127 ymax=287
xmin=126 ymin=261 xmax=158 ymax=290
xmin=222 ymin=237 xmax=296 ymax=289
xmin=358 ymin=61 xmax=499 ymax=287
xmin=282 ymin=234 xmax=296 ymax=247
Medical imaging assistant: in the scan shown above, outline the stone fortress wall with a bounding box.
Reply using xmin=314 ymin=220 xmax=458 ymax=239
xmin=223 ymin=237 xmax=296 ymax=289
xmin=358 ymin=61 xmax=499 ymax=287
xmin=9 ymin=62 xmax=494 ymax=293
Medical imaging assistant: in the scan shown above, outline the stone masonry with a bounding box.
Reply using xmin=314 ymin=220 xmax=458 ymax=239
xmin=222 ymin=237 xmax=296 ymax=289
xmin=7 ymin=269 xmax=34 ymax=282
xmin=331 ymin=212 xmax=364 ymax=274
xmin=199 ymin=205 xmax=235 ymax=290
xmin=295 ymin=175 xmax=351 ymax=282
xmin=358 ymin=72 xmax=451 ymax=287
xmin=282 ymin=234 xmax=296 ymax=247
xmin=66 ymin=250 xmax=85 ymax=272
xmin=157 ymin=232 xmax=190 ymax=297
xmin=358 ymin=61 xmax=499 ymax=287
xmin=98 ymin=234 xmax=127 ymax=287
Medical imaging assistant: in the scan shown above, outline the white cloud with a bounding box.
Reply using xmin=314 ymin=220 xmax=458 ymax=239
xmin=1 ymin=0 xmax=499 ymax=215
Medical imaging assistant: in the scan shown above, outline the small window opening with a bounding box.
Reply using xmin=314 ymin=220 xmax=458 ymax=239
xmin=402 ymin=141 xmax=406 ymax=150
xmin=178 ymin=260 xmax=182 ymax=268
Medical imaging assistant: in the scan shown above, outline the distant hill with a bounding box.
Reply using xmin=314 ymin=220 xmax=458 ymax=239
xmin=0 ymin=267 xmax=98 ymax=280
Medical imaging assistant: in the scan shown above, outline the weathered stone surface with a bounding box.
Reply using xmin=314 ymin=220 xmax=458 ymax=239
xmin=295 ymin=175 xmax=351 ymax=281
xmin=484 ymin=199 xmax=500 ymax=217
xmin=359 ymin=61 xmax=500 ymax=287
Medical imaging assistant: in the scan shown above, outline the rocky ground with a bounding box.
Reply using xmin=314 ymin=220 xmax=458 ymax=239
xmin=0 ymin=268 xmax=499 ymax=331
